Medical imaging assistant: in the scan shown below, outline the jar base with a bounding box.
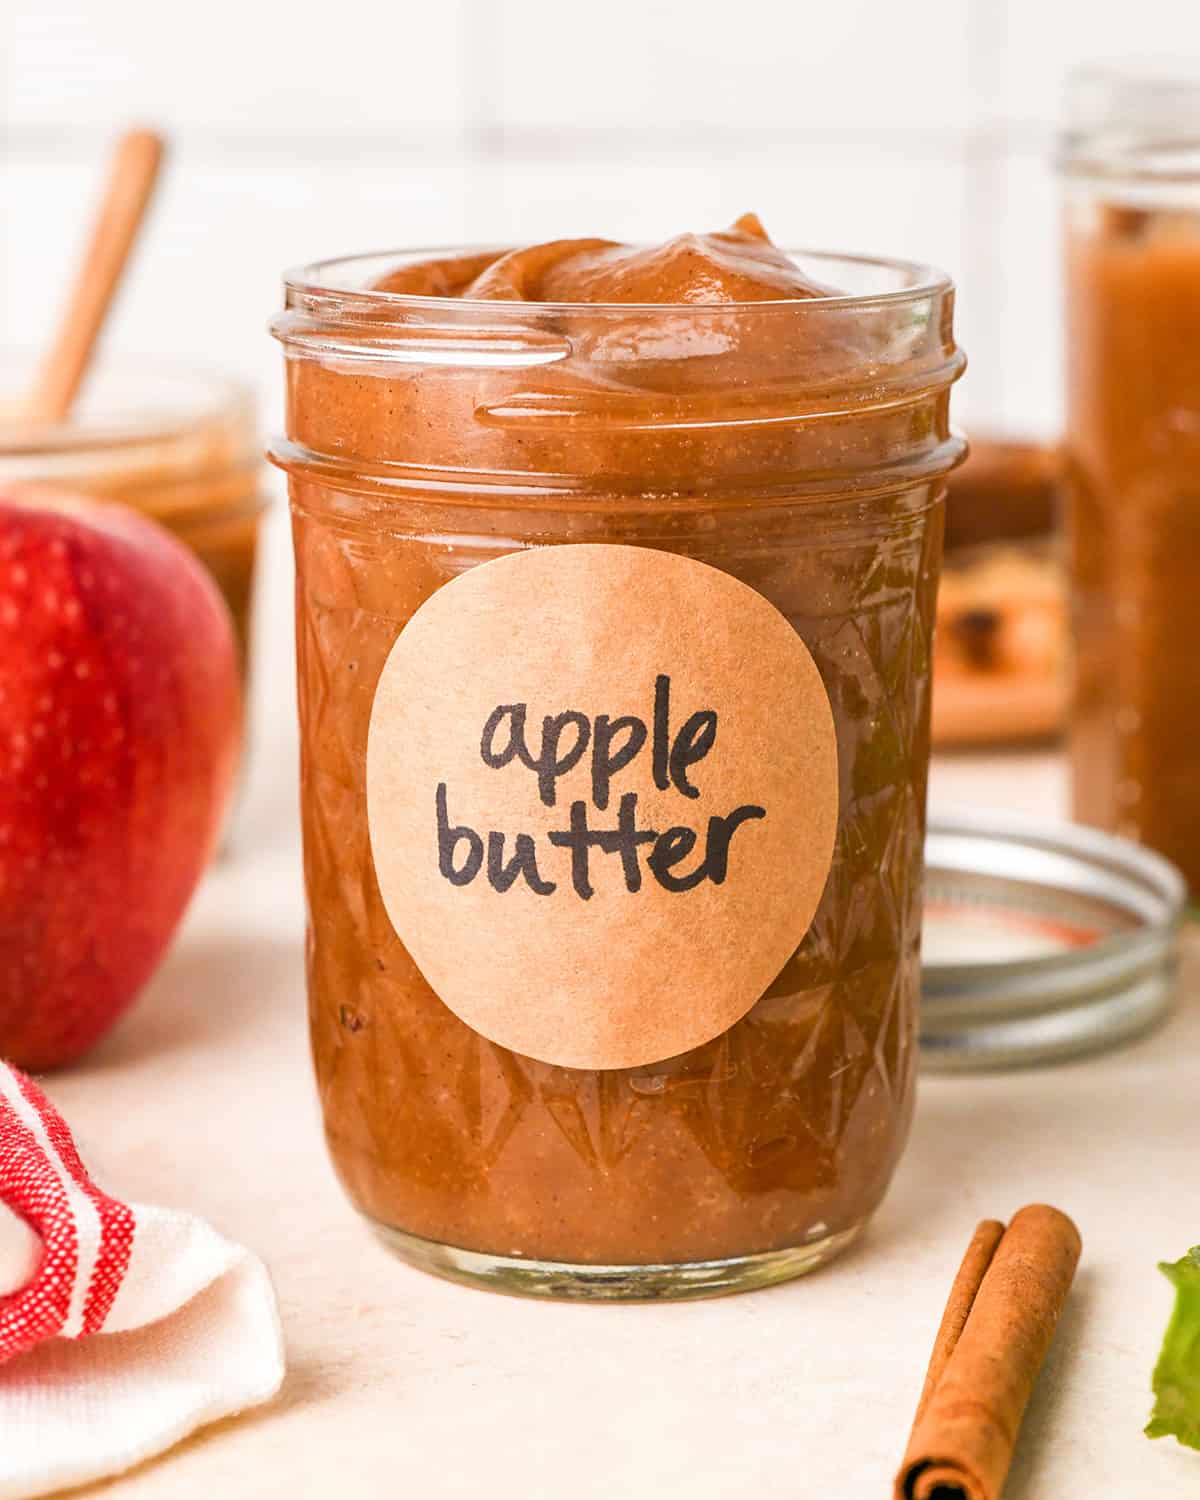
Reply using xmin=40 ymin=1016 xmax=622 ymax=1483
xmin=363 ymin=1217 xmax=865 ymax=1302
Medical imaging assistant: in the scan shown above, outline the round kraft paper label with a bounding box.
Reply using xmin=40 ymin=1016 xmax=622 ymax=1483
xmin=366 ymin=543 xmax=838 ymax=1071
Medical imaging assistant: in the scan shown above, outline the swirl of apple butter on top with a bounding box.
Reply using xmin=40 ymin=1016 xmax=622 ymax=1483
xmin=373 ymin=212 xmax=836 ymax=302
xmin=295 ymin=215 xmax=940 ymax=1269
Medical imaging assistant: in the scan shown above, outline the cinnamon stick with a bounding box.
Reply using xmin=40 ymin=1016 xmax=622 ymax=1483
xmin=910 ymin=1219 xmax=1007 ymax=1428
xmin=895 ymin=1205 xmax=1081 ymax=1500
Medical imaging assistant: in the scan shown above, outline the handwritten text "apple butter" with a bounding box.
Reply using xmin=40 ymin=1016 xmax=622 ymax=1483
xmin=435 ymin=675 xmax=765 ymax=900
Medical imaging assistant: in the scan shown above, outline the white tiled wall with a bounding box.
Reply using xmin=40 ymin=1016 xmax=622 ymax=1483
xmin=5 ymin=0 xmax=1197 ymax=434
xmin=492 ymin=1 xmax=973 ymax=132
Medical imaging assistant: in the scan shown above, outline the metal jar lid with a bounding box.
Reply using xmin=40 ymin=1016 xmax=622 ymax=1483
xmin=921 ymin=808 xmax=1187 ymax=1070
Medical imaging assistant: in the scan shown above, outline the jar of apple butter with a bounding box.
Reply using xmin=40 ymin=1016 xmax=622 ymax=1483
xmin=271 ymin=220 xmax=965 ymax=1299
xmin=1061 ymin=83 xmax=1200 ymax=890
xmin=0 ymin=357 xmax=266 ymax=690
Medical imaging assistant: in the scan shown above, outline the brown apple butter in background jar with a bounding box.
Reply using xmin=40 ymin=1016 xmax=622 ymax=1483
xmin=270 ymin=218 xmax=965 ymax=1299
xmin=1061 ymin=85 xmax=1200 ymax=890
xmin=0 ymin=358 xmax=266 ymax=690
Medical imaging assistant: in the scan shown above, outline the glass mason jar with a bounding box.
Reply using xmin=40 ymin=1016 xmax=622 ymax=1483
xmin=1060 ymin=71 xmax=1200 ymax=890
xmin=270 ymin=248 xmax=965 ymax=1300
xmin=0 ymin=357 xmax=267 ymax=691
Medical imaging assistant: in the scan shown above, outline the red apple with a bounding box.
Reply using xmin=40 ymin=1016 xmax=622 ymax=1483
xmin=0 ymin=490 xmax=241 ymax=1069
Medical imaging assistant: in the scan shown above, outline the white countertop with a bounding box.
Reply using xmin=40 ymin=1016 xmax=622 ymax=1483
xmin=41 ymin=519 xmax=1200 ymax=1497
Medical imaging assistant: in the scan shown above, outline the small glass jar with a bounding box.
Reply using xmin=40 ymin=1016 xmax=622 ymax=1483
xmin=1060 ymin=70 xmax=1200 ymax=891
xmin=270 ymin=247 xmax=965 ymax=1300
xmin=0 ymin=357 xmax=267 ymax=690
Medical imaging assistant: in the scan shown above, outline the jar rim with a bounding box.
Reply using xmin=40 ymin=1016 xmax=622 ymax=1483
xmin=1060 ymin=135 xmax=1200 ymax=185
xmin=1059 ymin=59 xmax=1200 ymax=184
xmin=271 ymin=241 xmax=965 ymax=514
xmin=0 ymin=353 xmax=255 ymax=461
xmin=278 ymin=243 xmax=954 ymax=320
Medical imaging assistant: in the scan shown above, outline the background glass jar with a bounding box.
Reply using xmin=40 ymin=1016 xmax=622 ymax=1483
xmin=271 ymin=250 xmax=965 ymax=1299
xmin=1060 ymin=76 xmax=1200 ymax=891
xmin=0 ymin=357 xmax=266 ymax=693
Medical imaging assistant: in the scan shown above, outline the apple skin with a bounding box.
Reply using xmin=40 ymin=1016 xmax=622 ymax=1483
xmin=0 ymin=492 xmax=242 ymax=1070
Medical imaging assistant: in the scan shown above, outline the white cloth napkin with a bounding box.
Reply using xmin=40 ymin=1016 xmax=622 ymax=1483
xmin=0 ymin=1062 xmax=285 ymax=1499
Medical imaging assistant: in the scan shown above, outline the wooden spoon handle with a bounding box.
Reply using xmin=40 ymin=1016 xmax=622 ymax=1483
xmin=24 ymin=128 xmax=165 ymax=427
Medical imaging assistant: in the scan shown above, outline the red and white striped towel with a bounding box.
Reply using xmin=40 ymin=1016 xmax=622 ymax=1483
xmin=0 ymin=1062 xmax=284 ymax=1499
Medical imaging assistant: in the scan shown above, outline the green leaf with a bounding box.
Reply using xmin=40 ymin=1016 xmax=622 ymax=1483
xmin=1147 ymin=1247 xmax=1200 ymax=1448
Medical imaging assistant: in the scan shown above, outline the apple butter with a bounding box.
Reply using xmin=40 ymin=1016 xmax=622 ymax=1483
xmin=1063 ymin=147 xmax=1200 ymax=889
xmin=271 ymin=219 xmax=965 ymax=1298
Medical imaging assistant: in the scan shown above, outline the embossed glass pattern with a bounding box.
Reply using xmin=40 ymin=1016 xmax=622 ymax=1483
xmin=271 ymin=248 xmax=965 ymax=1298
